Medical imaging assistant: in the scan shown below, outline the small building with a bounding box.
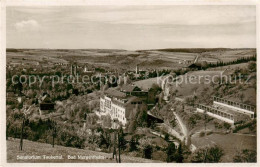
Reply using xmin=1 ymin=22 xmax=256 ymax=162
xmin=187 ymin=63 xmax=202 ymax=70
xmin=120 ymin=85 xmax=148 ymax=98
xmin=39 ymin=95 xmax=55 ymax=115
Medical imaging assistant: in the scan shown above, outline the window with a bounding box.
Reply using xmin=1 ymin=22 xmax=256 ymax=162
xmin=105 ymin=99 xmax=111 ymax=109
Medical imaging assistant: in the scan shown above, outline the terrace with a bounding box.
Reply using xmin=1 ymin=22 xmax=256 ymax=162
xmin=197 ymin=104 xmax=234 ymax=121
xmin=197 ymin=104 xmax=251 ymax=124
xmin=213 ymin=96 xmax=255 ymax=112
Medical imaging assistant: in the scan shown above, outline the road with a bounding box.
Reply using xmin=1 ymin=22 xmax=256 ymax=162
xmin=173 ymin=112 xmax=189 ymax=145
xmin=193 ymin=54 xmax=199 ymax=64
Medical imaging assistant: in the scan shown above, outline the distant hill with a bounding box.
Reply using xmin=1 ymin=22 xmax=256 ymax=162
xmin=139 ymin=48 xmax=256 ymax=53
xmin=6 ymin=48 xmax=256 ymax=70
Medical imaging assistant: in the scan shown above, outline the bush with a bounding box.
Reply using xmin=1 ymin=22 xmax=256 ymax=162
xmin=233 ymin=149 xmax=256 ymax=162
xmin=191 ymin=145 xmax=224 ymax=162
xmin=143 ymin=145 xmax=153 ymax=159
xmin=164 ymin=133 xmax=170 ymax=142
xmin=166 ymin=143 xmax=176 ymax=162
xmin=129 ymin=135 xmax=139 ymax=152
xmin=223 ymin=122 xmax=231 ymax=130
xmin=206 ymin=131 xmax=213 ymax=136
xmin=233 ymin=120 xmax=256 ymax=133
xmin=199 ymin=132 xmax=205 ymax=137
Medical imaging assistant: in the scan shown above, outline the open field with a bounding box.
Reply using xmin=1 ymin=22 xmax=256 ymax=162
xmin=7 ymin=138 xmax=160 ymax=163
xmin=191 ymin=133 xmax=256 ymax=162
xmin=7 ymin=48 xmax=256 ymax=70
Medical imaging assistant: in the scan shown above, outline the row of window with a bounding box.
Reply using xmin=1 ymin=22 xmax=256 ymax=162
xmin=105 ymin=99 xmax=111 ymax=109
xmin=198 ymin=105 xmax=234 ymax=120
xmin=112 ymin=106 xmax=125 ymax=121
xmin=214 ymin=97 xmax=255 ymax=111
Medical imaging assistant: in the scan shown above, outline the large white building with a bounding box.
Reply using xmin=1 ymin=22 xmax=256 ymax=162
xmin=100 ymin=87 xmax=145 ymax=127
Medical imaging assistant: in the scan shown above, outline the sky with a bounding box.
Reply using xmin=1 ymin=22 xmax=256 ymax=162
xmin=7 ymin=6 xmax=256 ymax=50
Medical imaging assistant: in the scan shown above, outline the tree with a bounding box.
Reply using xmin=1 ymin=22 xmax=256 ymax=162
xmin=129 ymin=135 xmax=139 ymax=152
xmin=166 ymin=143 xmax=176 ymax=162
xmin=207 ymin=146 xmax=223 ymax=162
xmin=223 ymin=122 xmax=231 ymax=130
xmin=20 ymin=116 xmax=26 ymax=151
xmin=147 ymin=83 xmax=162 ymax=104
xmin=143 ymin=145 xmax=153 ymax=159
xmin=136 ymin=106 xmax=148 ymax=127
xmin=51 ymin=121 xmax=57 ymax=148
xmin=118 ymin=127 xmax=127 ymax=151
xmin=248 ymin=62 xmax=256 ymax=72
xmin=239 ymin=93 xmax=245 ymax=103
xmin=164 ymin=133 xmax=170 ymax=142
xmin=191 ymin=145 xmax=224 ymax=162
xmin=112 ymin=131 xmax=118 ymax=162
xmin=233 ymin=149 xmax=256 ymax=162
xmin=98 ymin=130 xmax=110 ymax=149
xmin=170 ymin=118 xmax=177 ymax=128
xmin=102 ymin=115 xmax=112 ymax=128
xmin=175 ymin=144 xmax=184 ymax=163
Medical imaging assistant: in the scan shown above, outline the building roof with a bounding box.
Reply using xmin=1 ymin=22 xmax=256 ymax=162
xmin=188 ymin=63 xmax=202 ymax=69
xmin=111 ymin=96 xmax=142 ymax=107
xmin=121 ymin=85 xmax=141 ymax=92
xmin=105 ymin=88 xmax=126 ymax=98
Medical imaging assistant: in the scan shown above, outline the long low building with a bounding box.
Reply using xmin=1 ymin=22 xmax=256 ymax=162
xmin=213 ymin=96 xmax=255 ymax=119
xmin=196 ymin=97 xmax=255 ymax=124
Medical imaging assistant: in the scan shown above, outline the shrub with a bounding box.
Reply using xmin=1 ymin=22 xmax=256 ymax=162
xmin=166 ymin=143 xmax=176 ymax=162
xmin=191 ymin=145 xmax=224 ymax=162
xmin=143 ymin=145 xmax=153 ymax=159
xmin=199 ymin=131 xmax=205 ymax=137
xmin=233 ymin=149 xmax=256 ymax=162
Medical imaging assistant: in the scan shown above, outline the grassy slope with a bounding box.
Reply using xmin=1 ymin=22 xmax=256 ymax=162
xmin=7 ymin=138 xmax=160 ymax=163
xmin=191 ymin=133 xmax=256 ymax=162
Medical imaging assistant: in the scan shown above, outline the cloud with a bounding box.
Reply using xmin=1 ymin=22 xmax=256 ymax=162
xmin=14 ymin=19 xmax=40 ymax=31
xmin=73 ymin=6 xmax=255 ymax=26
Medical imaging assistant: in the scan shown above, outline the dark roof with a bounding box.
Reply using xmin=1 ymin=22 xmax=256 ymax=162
xmin=105 ymin=88 xmax=126 ymax=98
xmin=188 ymin=63 xmax=202 ymax=69
xmin=111 ymin=96 xmax=141 ymax=107
xmin=41 ymin=95 xmax=53 ymax=104
xmin=121 ymin=85 xmax=141 ymax=92
xmin=125 ymin=96 xmax=142 ymax=104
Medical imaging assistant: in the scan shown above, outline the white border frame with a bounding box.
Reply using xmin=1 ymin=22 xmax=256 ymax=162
xmin=0 ymin=0 xmax=259 ymax=167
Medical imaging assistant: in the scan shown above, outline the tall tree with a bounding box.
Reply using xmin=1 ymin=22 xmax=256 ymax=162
xmin=166 ymin=143 xmax=176 ymax=162
xmin=143 ymin=145 xmax=153 ymax=159
xmin=20 ymin=116 xmax=25 ymax=151
xmin=129 ymin=135 xmax=139 ymax=152
xmin=175 ymin=144 xmax=184 ymax=163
